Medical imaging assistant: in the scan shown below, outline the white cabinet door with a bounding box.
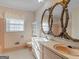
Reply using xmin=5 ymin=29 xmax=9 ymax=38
xmin=43 ymin=47 xmax=62 ymax=59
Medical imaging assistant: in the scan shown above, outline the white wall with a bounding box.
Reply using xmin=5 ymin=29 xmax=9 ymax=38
xmin=69 ymin=0 xmax=79 ymax=39
xmin=35 ymin=0 xmax=53 ymax=21
xmin=0 ymin=6 xmax=35 ymax=48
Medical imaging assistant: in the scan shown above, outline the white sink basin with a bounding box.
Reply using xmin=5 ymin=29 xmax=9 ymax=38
xmin=54 ymin=44 xmax=79 ymax=56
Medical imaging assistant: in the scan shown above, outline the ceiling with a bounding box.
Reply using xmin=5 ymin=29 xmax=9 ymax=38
xmin=0 ymin=0 xmax=78 ymax=12
xmin=0 ymin=0 xmax=44 ymax=11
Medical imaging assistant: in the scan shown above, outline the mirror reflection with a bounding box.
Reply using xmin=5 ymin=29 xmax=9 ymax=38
xmin=41 ymin=9 xmax=50 ymax=34
xmin=51 ymin=5 xmax=63 ymax=36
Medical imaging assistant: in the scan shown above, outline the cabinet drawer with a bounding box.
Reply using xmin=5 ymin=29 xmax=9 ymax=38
xmin=43 ymin=47 xmax=62 ymax=59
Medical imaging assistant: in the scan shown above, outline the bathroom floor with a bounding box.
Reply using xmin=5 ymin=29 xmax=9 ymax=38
xmin=0 ymin=48 xmax=35 ymax=59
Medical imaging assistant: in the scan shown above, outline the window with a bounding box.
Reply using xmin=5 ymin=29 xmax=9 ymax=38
xmin=6 ymin=18 xmax=24 ymax=32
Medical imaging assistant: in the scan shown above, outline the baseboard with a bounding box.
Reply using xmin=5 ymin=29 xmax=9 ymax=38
xmin=2 ymin=45 xmax=27 ymax=53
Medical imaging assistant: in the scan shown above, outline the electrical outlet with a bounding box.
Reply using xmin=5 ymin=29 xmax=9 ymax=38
xmin=15 ymin=42 xmax=20 ymax=45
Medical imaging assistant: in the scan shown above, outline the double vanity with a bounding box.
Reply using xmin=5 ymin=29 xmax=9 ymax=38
xmin=40 ymin=40 xmax=79 ymax=59
xmin=32 ymin=37 xmax=79 ymax=59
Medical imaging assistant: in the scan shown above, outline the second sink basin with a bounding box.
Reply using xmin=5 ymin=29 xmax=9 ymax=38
xmin=54 ymin=44 xmax=79 ymax=56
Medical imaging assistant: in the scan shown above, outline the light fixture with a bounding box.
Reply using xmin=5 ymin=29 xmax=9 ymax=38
xmin=38 ymin=0 xmax=43 ymax=3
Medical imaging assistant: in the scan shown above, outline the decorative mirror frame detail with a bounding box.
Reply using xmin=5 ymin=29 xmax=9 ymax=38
xmin=41 ymin=0 xmax=79 ymax=42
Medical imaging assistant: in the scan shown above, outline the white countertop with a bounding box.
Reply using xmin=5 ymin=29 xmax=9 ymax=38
xmin=39 ymin=41 xmax=79 ymax=59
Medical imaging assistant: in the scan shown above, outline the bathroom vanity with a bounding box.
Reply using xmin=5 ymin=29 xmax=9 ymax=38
xmin=39 ymin=40 xmax=79 ymax=59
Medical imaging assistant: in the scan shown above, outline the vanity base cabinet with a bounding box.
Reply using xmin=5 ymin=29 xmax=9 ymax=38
xmin=42 ymin=46 xmax=62 ymax=59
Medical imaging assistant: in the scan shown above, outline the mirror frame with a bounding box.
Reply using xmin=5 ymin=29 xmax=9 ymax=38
xmin=41 ymin=0 xmax=79 ymax=42
xmin=50 ymin=2 xmax=69 ymax=37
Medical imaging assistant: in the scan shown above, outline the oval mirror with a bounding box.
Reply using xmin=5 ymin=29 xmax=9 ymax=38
xmin=51 ymin=4 xmax=63 ymax=36
xmin=41 ymin=9 xmax=50 ymax=34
